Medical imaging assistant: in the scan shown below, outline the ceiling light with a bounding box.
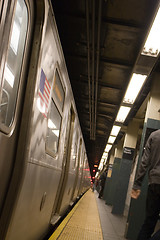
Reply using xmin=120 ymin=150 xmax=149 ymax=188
xmin=111 ymin=125 xmax=121 ymax=136
xmin=105 ymin=144 xmax=112 ymax=152
xmin=142 ymin=7 xmax=160 ymax=57
xmin=116 ymin=106 xmax=131 ymax=123
xmin=108 ymin=136 xmax=116 ymax=144
xmin=103 ymin=152 xmax=108 ymax=157
xmin=123 ymin=73 xmax=147 ymax=104
xmin=104 ymin=158 xmax=108 ymax=164
xmin=98 ymin=162 xmax=103 ymax=170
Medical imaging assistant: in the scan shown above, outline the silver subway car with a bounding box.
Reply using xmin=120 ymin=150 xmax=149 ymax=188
xmin=0 ymin=0 xmax=90 ymax=239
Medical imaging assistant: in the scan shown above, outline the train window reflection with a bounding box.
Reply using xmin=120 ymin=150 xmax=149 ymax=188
xmin=0 ymin=0 xmax=28 ymax=128
xmin=72 ymin=143 xmax=77 ymax=169
xmin=4 ymin=65 xmax=15 ymax=88
xmin=10 ymin=22 xmax=20 ymax=54
xmin=46 ymin=101 xmax=62 ymax=155
xmin=53 ymin=70 xmax=64 ymax=112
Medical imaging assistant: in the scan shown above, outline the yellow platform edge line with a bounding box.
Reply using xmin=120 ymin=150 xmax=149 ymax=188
xmin=93 ymin=193 xmax=104 ymax=239
xmin=48 ymin=190 xmax=89 ymax=240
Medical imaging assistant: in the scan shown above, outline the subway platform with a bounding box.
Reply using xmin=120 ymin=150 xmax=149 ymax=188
xmin=48 ymin=189 xmax=127 ymax=240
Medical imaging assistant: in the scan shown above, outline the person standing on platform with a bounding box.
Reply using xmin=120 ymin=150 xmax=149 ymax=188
xmin=150 ymin=229 xmax=160 ymax=240
xmin=131 ymin=129 xmax=160 ymax=240
xmin=98 ymin=169 xmax=107 ymax=199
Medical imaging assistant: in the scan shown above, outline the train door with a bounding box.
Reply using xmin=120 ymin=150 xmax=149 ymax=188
xmin=0 ymin=1 xmax=7 ymax=33
xmin=51 ymin=106 xmax=75 ymax=219
xmin=70 ymin=138 xmax=82 ymax=202
xmin=0 ymin=0 xmax=34 ymax=237
xmin=77 ymin=151 xmax=86 ymax=195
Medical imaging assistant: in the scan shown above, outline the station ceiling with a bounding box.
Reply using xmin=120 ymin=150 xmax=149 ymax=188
xmin=52 ymin=0 xmax=160 ymax=176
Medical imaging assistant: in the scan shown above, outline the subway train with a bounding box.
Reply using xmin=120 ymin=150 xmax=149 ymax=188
xmin=0 ymin=0 xmax=91 ymax=239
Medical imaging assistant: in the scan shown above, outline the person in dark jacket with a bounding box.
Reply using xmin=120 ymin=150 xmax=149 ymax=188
xmin=150 ymin=229 xmax=160 ymax=240
xmin=98 ymin=170 xmax=107 ymax=198
xmin=131 ymin=129 xmax=160 ymax=240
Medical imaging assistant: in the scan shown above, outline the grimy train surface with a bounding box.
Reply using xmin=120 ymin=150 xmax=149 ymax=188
xmin=0 ymin=0 xmax=90 ymax=239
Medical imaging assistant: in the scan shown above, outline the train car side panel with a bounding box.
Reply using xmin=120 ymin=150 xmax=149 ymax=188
xmin=1 ymin=0 xmax=91 ymax=239
xmin=0 ymin=0 xmax=35 ymax=238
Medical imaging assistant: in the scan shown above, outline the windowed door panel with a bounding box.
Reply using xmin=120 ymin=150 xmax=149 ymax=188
xmin=0 ymin=0 xmax=31 ymax=216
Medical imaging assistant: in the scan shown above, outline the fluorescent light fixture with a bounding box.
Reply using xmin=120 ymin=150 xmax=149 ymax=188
xmin=48 ymin=119 xmax=56 ymax=129
xmin=108 ymin=136 xmax=116 ymax=144
xmin=98 ymin=162 xmax=103 ymax=170
xmin=104 ymin=158 xmax=107 ymax=164
xmin=105 ymin=144 xmax=112 ymax=152
xmin=116 ymin=106 xmax=131 ymax=123
xmin=123 ymin=73 xmax=147 ymax=104
xmin=4 ymin=64 xmax=15 ymax=88
xmin=103 ymin=152 xmax=108 ymax=157
xmin=102 ymin=158 xmax=107 ymax=162
xmin=111 ymin=125 xmax=121 ymax=136
xmin=52 ymin=130 xmax=59 ymax=137
xmin=142 ymin=7 xmax=160 ymax=57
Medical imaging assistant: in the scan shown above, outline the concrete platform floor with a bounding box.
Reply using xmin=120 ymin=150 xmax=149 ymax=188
xmin=95 ymin=190 xmax=127 ymax=240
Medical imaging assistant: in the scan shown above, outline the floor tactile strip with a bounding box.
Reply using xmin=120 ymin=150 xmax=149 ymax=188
xmin=49 ymin=190 xmax=103 ymax=240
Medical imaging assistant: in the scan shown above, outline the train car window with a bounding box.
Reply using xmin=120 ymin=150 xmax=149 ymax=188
xmin=72 ymin=142 xmax=78 ymax=169
xmin=52 ymin=70 xmax=65 ymax=112
xmin=0 ymin=0 xmax=28 ymax=128
xmin=46 ymin=100 xmax=62 ymax=155
xmin=45 ymin=68 xmax=65 ymax=156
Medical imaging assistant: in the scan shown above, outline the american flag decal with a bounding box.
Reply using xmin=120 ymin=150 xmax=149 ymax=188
xmin=38 ymin=69 xmax=51 ymax=118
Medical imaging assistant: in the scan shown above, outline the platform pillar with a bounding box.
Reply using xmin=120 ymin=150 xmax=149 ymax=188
xmin=126 ymin=73 xmax=160 ymax=240
xmin=104 ymin=139 xmax=123 ymax=205
xmin=103 ymin=146 xmax=115 ymax=200
xmin=112 ymin=119 xmax=139 ymax=215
